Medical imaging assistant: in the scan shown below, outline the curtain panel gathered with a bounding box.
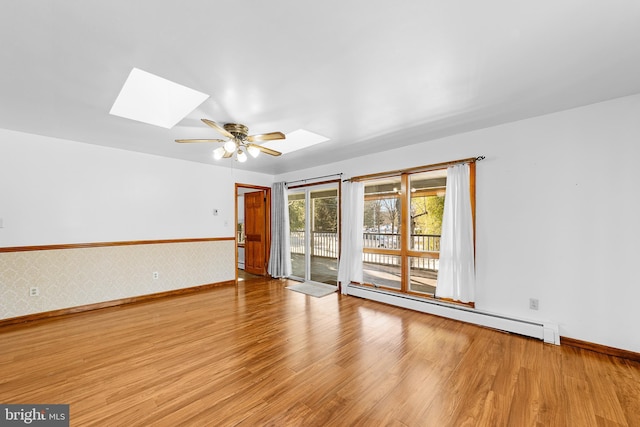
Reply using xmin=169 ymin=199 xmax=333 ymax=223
xmin=436 ymin=163 xmax=476 ymax=303
xmin=337 ymin=181 xmax=364 ymax=294
xmin=267 ymin=182 xmax=292 ymax=278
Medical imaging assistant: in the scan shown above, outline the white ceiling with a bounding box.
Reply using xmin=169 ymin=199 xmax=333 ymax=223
xmin=2 ymin=1 xmax=640 ymax=175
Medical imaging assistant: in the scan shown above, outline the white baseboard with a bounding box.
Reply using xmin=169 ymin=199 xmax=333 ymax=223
xmin=347 ymin=285 xmax=560 ymax=345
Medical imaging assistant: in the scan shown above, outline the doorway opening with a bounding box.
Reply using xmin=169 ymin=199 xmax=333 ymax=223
xmin=236 ymin=183 xmax=271 ymax=282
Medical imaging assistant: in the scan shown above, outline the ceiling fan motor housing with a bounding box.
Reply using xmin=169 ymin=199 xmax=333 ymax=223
xmin=223 ymin=123 xmax=249 ymax=140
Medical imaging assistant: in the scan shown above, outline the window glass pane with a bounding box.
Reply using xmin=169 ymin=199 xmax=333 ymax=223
xmin=363 ymin=254 xmax=401 ymax=290
xmin=363 ymin=177 xmax=402 ymax=250
xmin=310 ymin=187 xmax=338 ymax=285
xmin=408 ymin=256 xmax=438 ymax=295
xmin=409 ymin=170 xmax=446 ymax=252
xmin=409 ymin=170 xmax=445 ymax=293
xmin=288 ymin=191 xmax=306 ymax=279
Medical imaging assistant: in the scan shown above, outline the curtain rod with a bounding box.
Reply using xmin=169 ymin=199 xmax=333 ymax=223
xmin=286 ymin=173 xmax=343 ymax=186
xmin=345 ymin=156 xmax=485 ymax=182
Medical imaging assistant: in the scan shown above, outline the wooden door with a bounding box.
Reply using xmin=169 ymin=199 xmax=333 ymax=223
xmin=244 ymin=190 xmax=267 ymax=275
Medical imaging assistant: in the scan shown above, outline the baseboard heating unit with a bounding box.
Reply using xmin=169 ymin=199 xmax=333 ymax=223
xmin=347 ymin=285 xmax=560 ymax=345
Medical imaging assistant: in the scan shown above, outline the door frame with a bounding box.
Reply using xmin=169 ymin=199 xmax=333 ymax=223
xmin=235 ymin=183 xmax=271 ymax=282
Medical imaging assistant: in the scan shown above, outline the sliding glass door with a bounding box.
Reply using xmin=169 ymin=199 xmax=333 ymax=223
xmin=288 ymin=182 xmax=339 ymax=286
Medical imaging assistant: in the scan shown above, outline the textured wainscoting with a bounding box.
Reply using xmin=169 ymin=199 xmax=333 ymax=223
xmin=0 ymin=239 xmax=235 ymax=320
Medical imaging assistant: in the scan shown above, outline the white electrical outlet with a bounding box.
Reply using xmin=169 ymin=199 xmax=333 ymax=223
xmin=529 ymin=298 xmax=539 ymax=310
xmin=153 ymin=272 xmax=159 ymax=280
xmin=29 ymin=287 xmax=39 ymax=297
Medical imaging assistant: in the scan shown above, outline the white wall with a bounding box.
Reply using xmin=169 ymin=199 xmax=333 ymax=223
xmin=277 ymin=93 xmax=640 ymax=353
xmin=0 ymin=129 xmax=273 ymax=246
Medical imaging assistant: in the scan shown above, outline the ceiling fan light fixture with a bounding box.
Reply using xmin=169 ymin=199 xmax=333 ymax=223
xmin=224 ymin=139 xmax=237 ymax=153
xmin=212 ymin=146 xmax=226 ymax=160
xmin=237 ymin=149 xmax=248 ymax=163
xmin=247 ymin=145 xmax=260 ymax=158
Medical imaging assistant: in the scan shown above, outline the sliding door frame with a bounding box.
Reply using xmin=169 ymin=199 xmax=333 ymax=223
xmin=288 ymin=179 xmax=341 ymax=285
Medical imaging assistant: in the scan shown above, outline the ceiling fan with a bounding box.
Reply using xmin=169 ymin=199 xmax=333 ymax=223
xmin=176 ymin=119 xmax=285 ymax=162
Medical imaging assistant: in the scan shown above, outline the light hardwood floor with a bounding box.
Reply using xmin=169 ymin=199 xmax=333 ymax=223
xmin=1 ymin=278 xmax=639 ymax=426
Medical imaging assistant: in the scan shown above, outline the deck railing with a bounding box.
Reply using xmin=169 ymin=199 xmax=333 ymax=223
xmin=290 ymin=231 xmax=440 ymax=271
xmin=290 ymin=230 xmax=337 ymax=258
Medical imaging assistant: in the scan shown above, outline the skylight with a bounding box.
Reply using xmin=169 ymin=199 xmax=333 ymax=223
xmin=262 ymin=129 xmax=329 ymax=155
xmin=110 ymin=68 xmax=209 ymax=129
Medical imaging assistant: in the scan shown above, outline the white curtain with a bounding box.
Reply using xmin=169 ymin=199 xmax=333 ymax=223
xmin=267 ymin=182 xmax=292 ymax=278
xmin=337 ymin=181 xmax=364 ymax=294
xmin=436 ymin=163 xmax=476 ymax=303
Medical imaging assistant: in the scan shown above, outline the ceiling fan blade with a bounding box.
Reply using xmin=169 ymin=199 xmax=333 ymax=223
xmin=201 ymin=119 xmax=234 ymax=139
xmin=175 ymin=139 xmax=225 ymax=143
xmin=247 ymin=132 xmax=286 ymax=143
xmin=247 ymin=143 xmax=282 ymax=157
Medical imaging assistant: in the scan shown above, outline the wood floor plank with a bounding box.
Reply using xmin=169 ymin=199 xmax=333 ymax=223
xmin=536 ymin=343 xmax=567 ymax=427
xmin=610 ymin=358 xmax=640 ymax=427
xmin=1 ymin=277 xmax=639 ymax=426
xmin=582 ymin=352 xmax=629 ymax=426
xmin=506 ymin=366 xmax=542 ymax=427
